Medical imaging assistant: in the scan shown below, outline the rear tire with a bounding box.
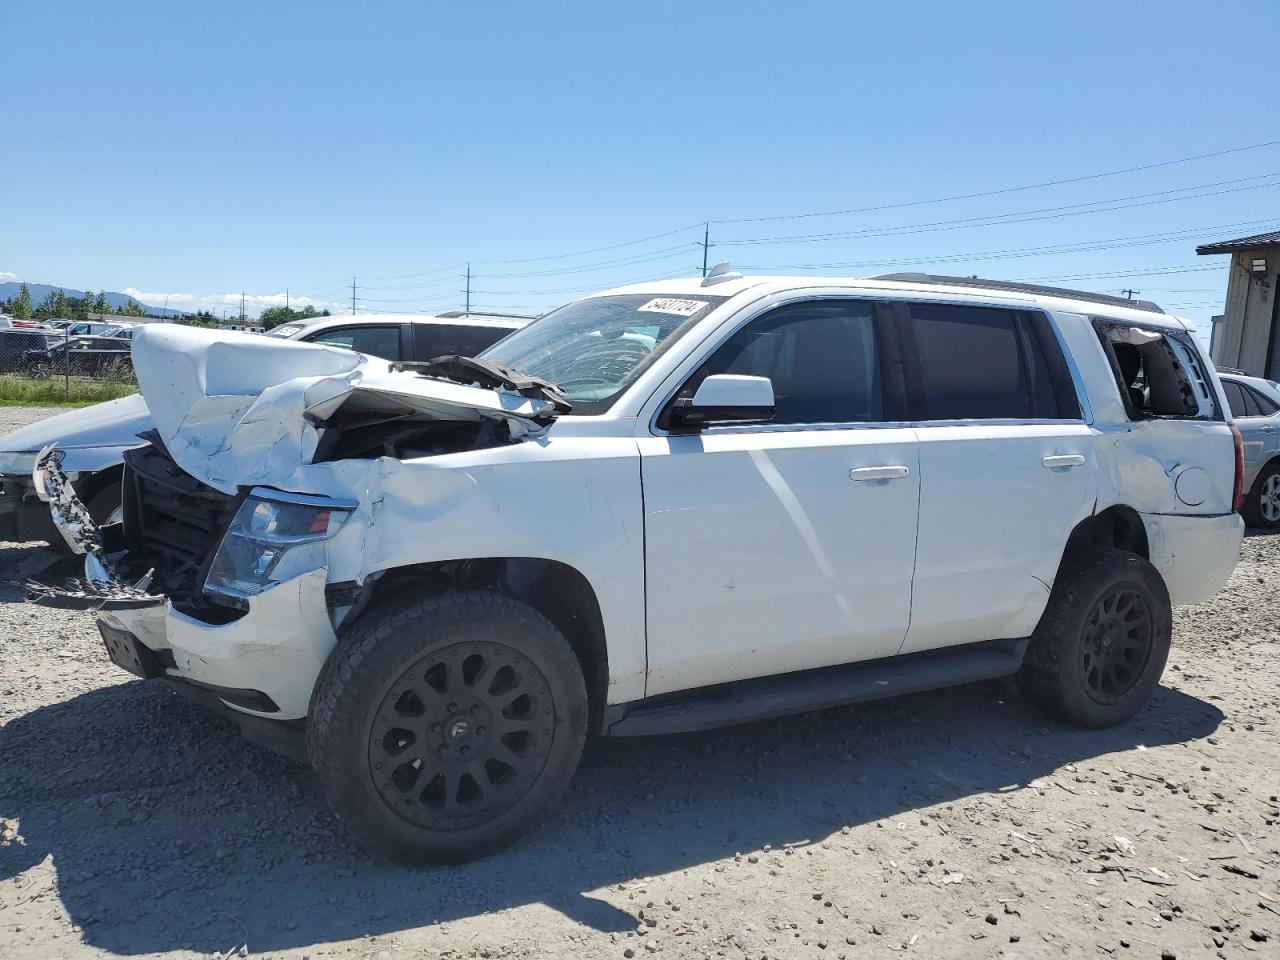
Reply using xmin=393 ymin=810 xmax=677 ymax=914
xmin=1017 ymin=548 xmax=1171 ymax=728
xmin=1241 ymin=462 xmax=1280 ymax=529
xmin=307 ymin=590 xmax=588 ymax=864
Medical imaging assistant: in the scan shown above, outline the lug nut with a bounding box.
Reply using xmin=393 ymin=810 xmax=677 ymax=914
xmin=470 ymin=705 xmax=480 ymax=715
xmin=430 ymin=722 xmax=441 ymax=733
xmin=447 ymin=702 xmax=458 ymax=712
xmin=460 ymin=746 xmax=471 ymax=757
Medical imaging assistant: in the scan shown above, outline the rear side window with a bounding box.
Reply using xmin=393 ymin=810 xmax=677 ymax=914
xmin=1095 ymin=321 xmax=1219 ymax=421
xmin=1246 ymin=384 xmax=1279 ymax=416
xmin=413 ymin=324 xmax=512 ymax=360
xmin=904 ymin=303 xmax=1073 ymax=420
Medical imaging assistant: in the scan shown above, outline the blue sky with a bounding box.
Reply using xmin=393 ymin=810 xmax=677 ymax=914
xmin=2 ymin=0 xmax=1277 ymax=336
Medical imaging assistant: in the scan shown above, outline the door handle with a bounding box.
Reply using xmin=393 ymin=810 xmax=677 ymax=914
xmin=1041 ymin=454 xmax=1086 ymax=470
xmin=849 ymin=465 xmax=911 ymax=482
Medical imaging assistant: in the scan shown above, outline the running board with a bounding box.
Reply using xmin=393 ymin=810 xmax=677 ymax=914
xmin=604 ymin=638 xmax=1028 ymax=737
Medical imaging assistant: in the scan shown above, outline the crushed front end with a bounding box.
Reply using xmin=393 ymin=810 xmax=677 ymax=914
xmin=30 ymin=439 xmax=352 ymax=739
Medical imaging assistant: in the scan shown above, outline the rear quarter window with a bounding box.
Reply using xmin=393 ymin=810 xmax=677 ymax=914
xmin=1093 ymin=319 xmax=1220 ymax=421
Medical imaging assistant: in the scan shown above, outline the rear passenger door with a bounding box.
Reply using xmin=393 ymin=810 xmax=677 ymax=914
xmin=894 ymin=301 xmax=1097 ymax=655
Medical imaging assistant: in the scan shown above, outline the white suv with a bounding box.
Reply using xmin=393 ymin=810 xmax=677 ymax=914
xmin=31 ymin=270 xmax=1244 ymax=864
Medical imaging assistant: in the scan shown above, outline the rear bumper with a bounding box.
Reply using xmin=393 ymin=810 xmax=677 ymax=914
xmin=1141 ymin=511 xmax=1244 ymax=605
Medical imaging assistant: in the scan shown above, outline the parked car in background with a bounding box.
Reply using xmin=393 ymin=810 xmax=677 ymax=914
xmin=30 ymin=271 xmax=1243 ymax=864
xmin=1217 ymin=371 xmax=1280 ymax=527
xmin=23 ymin=332 xmax=134 ymax=378
xmin=0 ymin=313 xmax=528 ymax=544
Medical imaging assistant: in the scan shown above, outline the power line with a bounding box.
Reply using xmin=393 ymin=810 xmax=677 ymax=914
xmin=714 ymin=137 xmax=1280 ymax=225
xmin=472 ymin=221 xmax=706 ymax=266
xmin=1015 ymin=264 xmax=1228 ymax=283
xmin=717 ymin=174 xmax=1280 ymax=247
xmin=729 ymin=218 xmax=1280 ymax=273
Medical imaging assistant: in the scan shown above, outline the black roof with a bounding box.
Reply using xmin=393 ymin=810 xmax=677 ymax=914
xmin=1196 ymin=230 xmax=1280 ymax=256
xmin=872 ymin=273 xmax=1165 ymax=314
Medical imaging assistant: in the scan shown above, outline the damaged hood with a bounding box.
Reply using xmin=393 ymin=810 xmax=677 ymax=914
xmin=131 ymin=324 xmax=560 ymax=494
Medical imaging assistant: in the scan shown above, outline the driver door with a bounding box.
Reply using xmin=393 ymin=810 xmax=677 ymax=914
xmin=638 ymin=299 xmax=920 ymax=697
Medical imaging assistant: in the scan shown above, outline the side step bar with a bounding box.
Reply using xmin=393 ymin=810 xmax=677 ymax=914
xmin=604 ymin=638 xmax=1028 ymax=737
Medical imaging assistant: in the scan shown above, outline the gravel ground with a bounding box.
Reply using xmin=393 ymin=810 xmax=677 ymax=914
xmin=0 ymin=404 xmax=1276 ymax=960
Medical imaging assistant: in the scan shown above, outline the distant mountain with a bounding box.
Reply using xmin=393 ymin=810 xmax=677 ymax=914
xmin=0 ymin=281 xmax=181 ymax=318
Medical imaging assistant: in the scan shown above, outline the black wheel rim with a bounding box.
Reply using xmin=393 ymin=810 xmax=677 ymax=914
xmin=1081 ymin=586 xmax=1154 ymax=705
xmin=368 ymin=640 xmax=555 ymax=831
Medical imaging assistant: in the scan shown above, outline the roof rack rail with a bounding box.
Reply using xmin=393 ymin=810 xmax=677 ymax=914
xmin=870 ymin=273 xmax=1165 ymax=315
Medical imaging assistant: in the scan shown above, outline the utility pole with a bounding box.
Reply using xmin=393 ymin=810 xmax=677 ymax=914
xmin=700 ymin=222 xmax=711 ymax=277
xmin=240 ymin=292 xmax=246 ymax=324
xmin=1121 ymin=288 xmax=1140 ymax=300
xmin=351 ymin=276 xmax=357 ymax=315
xmin=163 ymin=295 xmax=169 ymax=320
xmin=285 ymin=288 xmax=289 ymax=315
xmin=465 ymin=263 xmax=471 ymax=316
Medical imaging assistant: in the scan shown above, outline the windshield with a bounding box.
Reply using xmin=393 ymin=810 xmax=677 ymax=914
xmin=479 ymin=293 xmax=727 ymax=413
xmin=264 ymin=322 xmax=308 ymax=339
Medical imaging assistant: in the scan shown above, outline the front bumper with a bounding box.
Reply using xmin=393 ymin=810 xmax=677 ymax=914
xmin=97 ymin=568 xmax=338 ymax=720
xmin=29 ymin=449 xmax=340 ymax=722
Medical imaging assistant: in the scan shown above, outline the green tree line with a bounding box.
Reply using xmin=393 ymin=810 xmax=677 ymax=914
xmin=3 ymin=283 xmax=330 ymax=328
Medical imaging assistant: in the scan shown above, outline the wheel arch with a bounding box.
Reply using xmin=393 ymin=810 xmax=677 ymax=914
xmin=1062 ymin=504 xmax=1150 ymax=560
xmin=354 ymin=557 xmax=611 ymax=734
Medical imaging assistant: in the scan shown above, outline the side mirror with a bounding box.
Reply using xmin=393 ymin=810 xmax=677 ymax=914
xmin=669 ymin=374 xmax=775 ymax=430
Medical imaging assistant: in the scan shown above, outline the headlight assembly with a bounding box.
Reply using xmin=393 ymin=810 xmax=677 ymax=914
xmin=204 ymin=488 xmax=357 ymax=606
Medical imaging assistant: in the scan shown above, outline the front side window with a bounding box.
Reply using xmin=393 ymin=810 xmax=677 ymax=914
xmin=481 ymin=293 xmax=727 ymax=413
xmin=669 ymin=299 xmax=883 ymax=426
xmin=306 ymin=325 xmax=401 ymax=360
xmin=906 ymin=303 xmax=1068 ymax=420
xmin=414 ymin=324 xmax=513 ymax=360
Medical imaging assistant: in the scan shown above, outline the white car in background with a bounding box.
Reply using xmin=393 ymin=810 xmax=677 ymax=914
xmin=0 ymin=313 xmax=527 ymax=543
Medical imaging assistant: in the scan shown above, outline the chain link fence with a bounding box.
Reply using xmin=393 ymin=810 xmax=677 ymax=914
xmin=0 ymin=324 xmax=136 ymax=404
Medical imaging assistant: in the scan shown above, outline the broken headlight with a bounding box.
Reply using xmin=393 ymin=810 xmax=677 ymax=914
xmin=204 ymin=488 xmax=357 ymax=605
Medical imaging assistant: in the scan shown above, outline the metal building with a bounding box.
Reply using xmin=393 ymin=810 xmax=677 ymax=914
xmin=1197 ymin=230 xmax=1280 ymax=376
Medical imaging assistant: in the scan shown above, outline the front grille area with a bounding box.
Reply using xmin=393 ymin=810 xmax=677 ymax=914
xmin=121 ymin=443 xmax=239 ymax=601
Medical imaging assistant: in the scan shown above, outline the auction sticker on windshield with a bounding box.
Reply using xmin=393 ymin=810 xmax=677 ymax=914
xmin=637 ymin=298 xmax=708 ymax=317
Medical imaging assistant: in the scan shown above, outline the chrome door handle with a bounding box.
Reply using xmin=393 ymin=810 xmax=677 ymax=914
xmin=1042 ymin=454 xmax=1086 ymax=470
xmin=850 ymin=465 xmax=911 ymax=482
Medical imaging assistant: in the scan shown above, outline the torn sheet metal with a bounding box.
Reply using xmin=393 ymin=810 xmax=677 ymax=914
xmin=25 ymin=446 xmax=161 ymax=610
xmin=130 ymin=325 xmax=559 ymax=494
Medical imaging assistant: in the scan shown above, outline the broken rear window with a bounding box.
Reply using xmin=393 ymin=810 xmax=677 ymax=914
xmin=1094 ymin=320 xmax=1220 ymax=421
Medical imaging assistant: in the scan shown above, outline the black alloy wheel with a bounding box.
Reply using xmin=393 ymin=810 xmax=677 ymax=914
xmin=369 ymin=640 xmax=555 ymax=830
xmin=1080 ymin=586 xmax=1154 ymax=706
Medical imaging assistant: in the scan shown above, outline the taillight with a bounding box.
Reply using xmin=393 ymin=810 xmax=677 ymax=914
xmin=1230 ymin=424 xmax=1246 ymax=512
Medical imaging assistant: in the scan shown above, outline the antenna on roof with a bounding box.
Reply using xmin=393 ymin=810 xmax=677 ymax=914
xmin=702 ymin=261 xmax=743 ymax=286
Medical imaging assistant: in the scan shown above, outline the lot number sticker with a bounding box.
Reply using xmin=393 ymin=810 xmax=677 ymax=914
xmin=637 ymin=298 xmax=706 ymax=317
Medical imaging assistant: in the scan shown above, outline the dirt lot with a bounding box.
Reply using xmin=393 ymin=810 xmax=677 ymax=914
xmin=1 ymin=404 xmax=1276 ymax=960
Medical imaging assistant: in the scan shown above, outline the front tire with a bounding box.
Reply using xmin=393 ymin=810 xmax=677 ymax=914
xmin=1017 ymin=548 xmax=1171 ymax=728
xmin=307 ymin=590 xmax=588 ymax=865
xmin=1242 ymin=462 xmax=1280 ymax=529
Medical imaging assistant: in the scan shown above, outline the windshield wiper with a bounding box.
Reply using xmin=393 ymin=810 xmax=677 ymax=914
xmin=392 ymin=355 xmax=573 ymax=415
